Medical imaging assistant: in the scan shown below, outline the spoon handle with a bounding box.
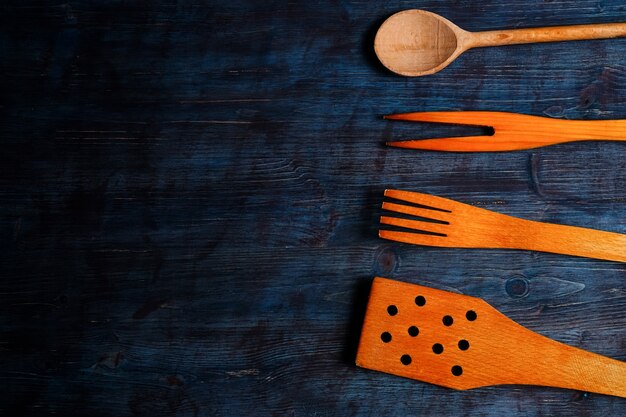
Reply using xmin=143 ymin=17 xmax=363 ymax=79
xmin=470 ymin=22 xmax=626 ymax=48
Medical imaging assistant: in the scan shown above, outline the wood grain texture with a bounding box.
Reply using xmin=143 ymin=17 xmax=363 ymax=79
xmin=1 ymin=0 xmax=626 ymax=416
xmin=357 ymin=277 xmax=626 ymax=397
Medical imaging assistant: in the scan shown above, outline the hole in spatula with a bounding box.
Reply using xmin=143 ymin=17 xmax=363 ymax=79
xmin=408 ymin=326 xmax=419 ymax=337
xmin=451 ymin=365 xmax=463 ymax=376
xmin=432 ymin=343 xmax=444 ymax=354
xmin=458 ymin=340 xmax=469 ymax=350
xmin=381 ymin=332 xmax=392 ymax=343
xmin=414 ymin=295 xmax=426 ymax=306
xmin=466 ymin=310 xmax=477 ymax=321
xmin=442 ymin=315 xmax=453 ymax=326
xmin=387 ymin=305 xmax=398 ymax=316
xmin=401 ymin=354 xmax=412 ymax=365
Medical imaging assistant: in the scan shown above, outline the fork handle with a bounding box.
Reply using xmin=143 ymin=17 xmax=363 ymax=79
xmin=553 ymin=119 xmax=626 ymax=142
xmin=507 ymin=117 xmax=626 ymax=150
xmin=520 ymin=219 xmax=626 ymax=263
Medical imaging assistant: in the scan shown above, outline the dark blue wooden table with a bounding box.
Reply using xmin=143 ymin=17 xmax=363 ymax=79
xmin=2 ymin=1 xmax=626 ymax=415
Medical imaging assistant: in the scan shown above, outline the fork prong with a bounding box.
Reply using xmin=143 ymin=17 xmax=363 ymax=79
xmin=387 ymin=136 xmax=506 ymax=152
xmin=384 ymin=111 xmax=497 ymax=127
xmin=379 ymin=230 xmax=449 ymax=247
xmin=384 ymin=189 xmax=455 ymax=212
xmin=383 ymin=112 xmax=559 ymax=152
xmin=382 ymin=202 xmax=449 ymax=223
xmin=380 ymin=216 xmax=448 ymax=236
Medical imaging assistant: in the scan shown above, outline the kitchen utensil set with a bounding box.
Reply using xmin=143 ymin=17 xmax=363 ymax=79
xmin=355 ymin=9 xmax=626 ymax=398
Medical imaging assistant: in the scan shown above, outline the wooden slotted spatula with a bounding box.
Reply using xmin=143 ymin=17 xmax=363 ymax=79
xmin=356 ymin=277 xmax=626 ymax=397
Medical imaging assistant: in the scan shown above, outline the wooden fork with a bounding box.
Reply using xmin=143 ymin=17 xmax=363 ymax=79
xmin=385 ymin=111 xmax=626 ymax=152
xmin=379 ymin=189 xmax=626 ymax=263
xmin=356 ymin=277 xmax=626 ymax=397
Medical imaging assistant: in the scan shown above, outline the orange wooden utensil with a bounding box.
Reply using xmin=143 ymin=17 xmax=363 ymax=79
xmin=375 ymin=9 xmax=626 ymax=76
xmin=379 ymin=189 xmax=626 ymax=263
xmin=356 ymin=277 xmax=626 ymax=397
xmin=385 ymin=111 xmax=626 ymax=152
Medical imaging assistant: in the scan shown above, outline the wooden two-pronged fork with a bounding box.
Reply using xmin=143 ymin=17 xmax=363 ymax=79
xmin=379 ymin=189 xmax=626 ymax=262
xmin=385 ymin=111 xmax=626 ymax=152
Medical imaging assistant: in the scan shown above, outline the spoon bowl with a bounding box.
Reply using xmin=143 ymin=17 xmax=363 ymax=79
xmin=374 ymin=10 xmax=465 ymax=76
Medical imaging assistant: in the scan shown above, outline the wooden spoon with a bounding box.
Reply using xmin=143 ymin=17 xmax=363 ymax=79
xmin=357 ymin=277 xmax=626 ymax=397
xmin=375 ymin=9 xmax=626 ymax=76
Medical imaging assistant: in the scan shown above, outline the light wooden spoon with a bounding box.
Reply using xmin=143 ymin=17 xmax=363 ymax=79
xmin=375 ymin=9 xmax=626 ymax=76
xmin=357 ymin=277 xmax=626 ymax=397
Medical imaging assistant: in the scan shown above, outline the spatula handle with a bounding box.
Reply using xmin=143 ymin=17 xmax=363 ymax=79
xmin=504 ymin=325 xmax=626 ymax=397
xmin=521 ymin=219 xmax=626 ymax=263
xmin=559 ymin=348 xmax=626 ymax=397
xmin=470 ymin=22 xmax=626 ymax=48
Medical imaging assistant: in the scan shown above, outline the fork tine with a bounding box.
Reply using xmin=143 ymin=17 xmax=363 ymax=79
xmin=384 ymin=189 xmax=456 ymax=212
xmin=382 ymin=202 xmax=449 ymax=223
xmin=379 ymin=230 xmax=449 ymax=247
xmin=387 ymin=136 xmax=500 ymax=152
xmin=380 ymin=216 xmax=449 ymax=236
xmin=384 ymin=111 xmax=497 ymax=127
